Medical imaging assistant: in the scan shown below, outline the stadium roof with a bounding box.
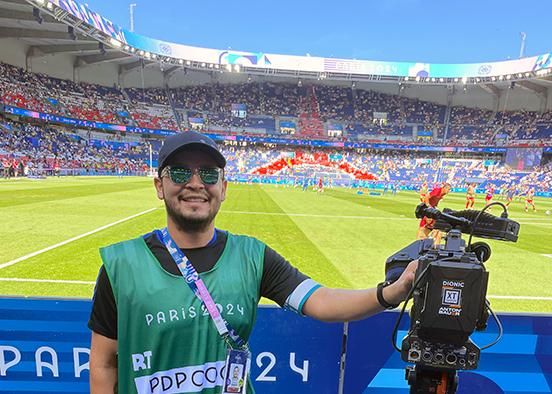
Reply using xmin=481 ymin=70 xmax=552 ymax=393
xmin=1 ymin=0 xmax=552 ymax=107
xmin=0 ymin=0 xmax=157 ymax=77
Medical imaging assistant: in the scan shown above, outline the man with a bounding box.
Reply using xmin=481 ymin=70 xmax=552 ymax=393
xmin=391 ymin=181 xmax=399 ymax=196
xmin=417 ymin=183 xmax=452 ymax=243
xmin=465 ymin=182 xmax=476 ymax=209
xmin=2 ymin=156 xmax=11 ymax=179
xmin=525 ymin=187 xmax=537 ymax=212
xmin=302 ymin=176 xmax=309 ymax=192
xmin=88 ymin=131 xmax=416 ymax=394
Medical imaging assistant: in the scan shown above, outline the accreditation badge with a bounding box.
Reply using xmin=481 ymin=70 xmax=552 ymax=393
xmin=222 ymin=348 xmax=250 ymax=394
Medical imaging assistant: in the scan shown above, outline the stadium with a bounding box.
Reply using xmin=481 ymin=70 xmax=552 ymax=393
xmin=1 ymin=0 xmax=552 ymax=393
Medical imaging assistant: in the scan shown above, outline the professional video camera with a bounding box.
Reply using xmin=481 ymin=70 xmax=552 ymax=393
xmin=384 ymin=202 xmax=520 ymax=394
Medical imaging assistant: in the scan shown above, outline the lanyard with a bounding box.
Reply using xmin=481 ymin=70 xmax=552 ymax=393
xmin=160 ymin=227 xmax=247 ymax=350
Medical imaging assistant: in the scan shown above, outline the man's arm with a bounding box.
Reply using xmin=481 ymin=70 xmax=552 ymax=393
xmin=423 ymin=192 xmax=431 ymax=206
xmin=302 ymin=260 xmax=417 ymax=323
xmin=90 ymin=331 xmax=118 ymax=394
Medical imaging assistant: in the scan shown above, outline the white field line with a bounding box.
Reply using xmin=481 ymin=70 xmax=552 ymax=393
xmin=1 ymin=209 xmax=549 ymax=292
xmin=0 ymin=277 xmax=550 ymax=300
xmin=543 ymin=254 xmax=552 ymax=259
xmin=0 ymin=207 xmax=159 ymax=270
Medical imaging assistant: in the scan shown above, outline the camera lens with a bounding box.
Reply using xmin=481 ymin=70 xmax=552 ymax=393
xmin=446 ymin=354 xmax=457 ymax=364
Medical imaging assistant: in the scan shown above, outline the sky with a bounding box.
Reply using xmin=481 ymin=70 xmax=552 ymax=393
xmin=83 ymin=0 xmax=552 ymax=65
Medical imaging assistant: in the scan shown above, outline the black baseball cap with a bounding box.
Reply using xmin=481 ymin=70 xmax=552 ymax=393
xmin=157 ymin=131 xmax=226 ymax=175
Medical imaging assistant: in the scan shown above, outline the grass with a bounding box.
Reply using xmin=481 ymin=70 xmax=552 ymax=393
xmin=1 ymin=176 xmax=551 ymax=313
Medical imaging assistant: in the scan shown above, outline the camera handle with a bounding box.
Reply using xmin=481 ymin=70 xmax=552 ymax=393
xmin=406 ymin=365 xmax=458 ymax=394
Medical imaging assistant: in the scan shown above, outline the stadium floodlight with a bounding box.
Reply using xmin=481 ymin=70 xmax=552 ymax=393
xmin=123 ymin=45 xmax=130 ymax=51
xmin=235 ymin=65 xmax=241 ymax=72
xmin=139 ymin=50 xmax=144 ymax=56
xmin=431 ymin=78 xmax=436 ymax=82
xmin=110 ymin=38 xmax=122 ymax=48
xmin=151 ymin=54 xmax=157 ymax=59
xmin=215 ymin=64 xmax=220 ymax=69
xmin=144 ymin=52 xmax=150 ymax=58
xmin=226 ymin=64 xmax=232 ymax=71
xmin=34 ymin=0 xmax=45 ymax=4
xmin=186 ymin=60 xmax=191 ymax=65
xmin=525 ymin=72 xmax=530 ymax=77
xmin=506 ymin=74 xmax=511 ymax=80
xmin=461 ymin=76 xmax=468 ymax=84
xmin=415 ymin=76 xmax=420 ymax=82
xmin=46 ymin=2 xmax=53 ymax=10
xmin=178 ymin=59 xmax=184 ymax=64
xmin=201 ymin=62 xmax=206 ymax=67
xmin=518 ymin=73 xmax=523 ymax=78
xmin=439 ymin=78 xmax=444 ymax=83
xmin=475 ymin=78 xmax=480 ymax=82
xmin=209 ymin=64 xmax=214 ymax=68
xmin=454 ymin=78 xmax=459 ymax=83
xmin=498 ymin=75 xmax=503 ymax=80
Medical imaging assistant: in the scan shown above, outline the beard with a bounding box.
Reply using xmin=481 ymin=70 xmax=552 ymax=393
xmin=164 ymin=197 xmax=219 ymax=234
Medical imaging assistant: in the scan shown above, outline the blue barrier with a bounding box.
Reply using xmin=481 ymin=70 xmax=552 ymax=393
xmin=345 ymin=312 xmax=552 ymax=394
xmin=1 ymin=297 xmax=551 ymax=393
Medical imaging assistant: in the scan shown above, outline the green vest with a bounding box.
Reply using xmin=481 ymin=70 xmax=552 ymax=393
xmin=101 ymin=233 xmax=265 ymax=394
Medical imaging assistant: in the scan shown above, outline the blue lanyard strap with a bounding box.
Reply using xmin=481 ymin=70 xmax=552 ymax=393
xmin=160 ymin=228 xmax=247 ymax=349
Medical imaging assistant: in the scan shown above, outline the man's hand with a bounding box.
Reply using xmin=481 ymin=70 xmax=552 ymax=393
xmin=382 ymin=259 xmax=418 ymax=306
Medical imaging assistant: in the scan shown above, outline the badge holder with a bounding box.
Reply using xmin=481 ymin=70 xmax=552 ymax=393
xmin=222 ymin=348 xmax=251 ymax=394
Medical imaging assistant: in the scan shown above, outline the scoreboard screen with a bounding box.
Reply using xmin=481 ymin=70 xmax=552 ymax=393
xmin=231 ymin=104 xmax=247 ymax=118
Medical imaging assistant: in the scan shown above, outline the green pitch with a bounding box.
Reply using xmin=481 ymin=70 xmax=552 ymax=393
xmin=1 ymin=176 xmax=551 ymax=314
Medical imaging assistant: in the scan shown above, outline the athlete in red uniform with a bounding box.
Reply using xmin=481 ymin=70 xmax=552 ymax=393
xmin=466 ymin=183 xmax=476 ymax=209
xmin=525 ymin=188 xmax=536 ymax=212
xmin=417 ymin=183 xmax=452 ymax=243
xmin=12 ymin=158 xmax=19 ymax=178
xmin=419 ymin=182 xmax=429 ymax=202
xmin=485 ymin=185 xmax=495 ymax=211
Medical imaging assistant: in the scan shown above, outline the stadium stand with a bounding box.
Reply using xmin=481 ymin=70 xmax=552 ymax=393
xmin=1 ymin=53 xmax=552 ymax=193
